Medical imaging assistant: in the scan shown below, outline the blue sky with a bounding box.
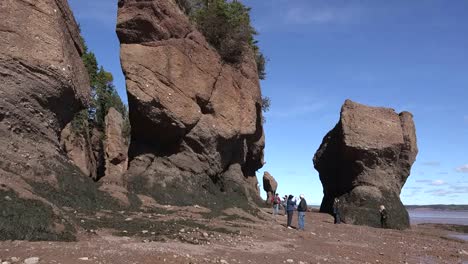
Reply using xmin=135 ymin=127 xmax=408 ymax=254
xmin=70 ymin=0 xmax=468 ymax=205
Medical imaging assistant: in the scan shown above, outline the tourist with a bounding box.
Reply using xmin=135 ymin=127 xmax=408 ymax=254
xmin=333 ymin=197 xmax=341 ymax=224
xmin=272 ymin=193 xmax=280 ymax=216
xmin=379 ymin=205 xmax=388 ymax=228
xmin=286 ymin=195 xmax=296 ymax=229
xmin=282 ymin=195 xmax=288 ymax=215
xmin=297 ymin=194 xmax=307 ymax=230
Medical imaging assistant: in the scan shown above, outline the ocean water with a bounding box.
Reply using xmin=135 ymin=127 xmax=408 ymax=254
xmin=408 ymin=209 xmax=468 ymax=242
xmin=408 ymin=209 xmax=468 ymax=225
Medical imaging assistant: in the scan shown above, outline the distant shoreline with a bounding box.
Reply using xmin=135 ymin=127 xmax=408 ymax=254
xmin=405 ymin=204 xmax=468 ymax=211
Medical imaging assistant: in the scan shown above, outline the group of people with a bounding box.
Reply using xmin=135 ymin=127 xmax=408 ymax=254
xmin=272 ymin=195 xmax=389 ymax=229
xmin=271 ymin=193 xmax=308 ymax=230
xmin=332 ymin=197 xmax=389 ymax=228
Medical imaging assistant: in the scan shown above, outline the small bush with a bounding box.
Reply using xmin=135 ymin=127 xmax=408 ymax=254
xmin=255 ymin=50 xmax=266 ymax=80
xmin=185 ymin=0 xmax=266 ymax=80
xmin=70 ymin=109 xmax=89 ymax=135
xmin=261 ymin=96 xmax=271 ymax=113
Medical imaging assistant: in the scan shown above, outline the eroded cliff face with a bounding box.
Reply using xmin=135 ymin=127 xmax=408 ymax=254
xmin=117 ymin=0 xmax=265 ymax=209
xmin=313 ymin=100 xmax=418 ymax=229
xmin=0 ymin=0 xmax=104 ymax=240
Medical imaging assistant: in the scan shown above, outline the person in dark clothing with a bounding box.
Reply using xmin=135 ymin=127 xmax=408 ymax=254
xmin=379 ymin=205 xmax=388 ymax=228
xmin=286 ymin=195 xmax=296 ymax=229
xmin=333 ymin=198 xmax=341 ymax=224
xmin=297 ymin=194 xmax=307 ymax=230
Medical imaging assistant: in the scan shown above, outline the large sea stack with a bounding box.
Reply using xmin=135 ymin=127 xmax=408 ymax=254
xmin=0 ymin=0 xmax=96 ymax=240
xmin=313 ymin=100 xmax=417 ymax=229
xmin=116 ymin=0 xmax=265 ymax=209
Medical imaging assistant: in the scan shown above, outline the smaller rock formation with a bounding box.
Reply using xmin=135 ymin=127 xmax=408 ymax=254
xmin=103 ymin=108 xmax=129 ymax=185
xmin=60 ymin=122 xmax=97 ymax=179
xmin=263 ymin=171 xmax=277 ymax=204
xmin=314 ymin=100 xmax=418 ymax=229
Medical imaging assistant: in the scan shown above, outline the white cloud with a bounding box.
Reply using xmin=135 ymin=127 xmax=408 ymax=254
xmin=421 ymin=161 xmax=441 ymax=167
xmin=284 ymin=6 xmax=362 ymax=25
xmin=415 ymin=179 xmax=431 ymax=183
xmin=456 ymin=164 xmax=468 ymax=173
xmin=426 ymin=185 xmax=468 ymax=197
xmin=430 ymin=180 xmax=446 ymax=186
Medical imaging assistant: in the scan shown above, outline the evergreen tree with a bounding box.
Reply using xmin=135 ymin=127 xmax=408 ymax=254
xmin=71 ymin=34 xmax=130 ymax=141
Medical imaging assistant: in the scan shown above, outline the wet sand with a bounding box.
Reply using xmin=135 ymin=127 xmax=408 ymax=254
xmin=0 ymin=209 xmax=466 ymax=264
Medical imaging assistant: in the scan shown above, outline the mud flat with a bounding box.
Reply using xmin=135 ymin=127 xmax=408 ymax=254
xmin=0 ymin=208 xmax=466 ymax=264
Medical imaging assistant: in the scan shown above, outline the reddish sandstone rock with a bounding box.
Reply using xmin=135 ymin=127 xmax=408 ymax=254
xmin=262 ymin=172 xmax=278 ymax=205
xmin=314 ymin=100 xmax=418 ymax=229
xmin=0 ymin=0 xmax=93 ymax=240
xmin=117 ymin=0 xmax=265 ymax=208
xmin=0 ymin=0 xmax=90 ymax=180
xmin=103 ymin=107 xmax=129 ymax=186
xmin=60 ymin=122 xmax=97 ymax=179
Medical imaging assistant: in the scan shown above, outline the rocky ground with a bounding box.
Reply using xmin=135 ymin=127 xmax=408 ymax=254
xmin=0 ymin=207 xmax=466 ymax=264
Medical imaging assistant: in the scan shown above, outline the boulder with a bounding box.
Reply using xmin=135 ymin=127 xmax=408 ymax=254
xmin=263 ymin=172 xmax=278 ymax=204
xmin=117 ymin=0 xmax=265 ymax=209
xmin=103 ymin=107 xmax=129 ymax=185
xmin=313 ymin=100 xmax=418 ymax=229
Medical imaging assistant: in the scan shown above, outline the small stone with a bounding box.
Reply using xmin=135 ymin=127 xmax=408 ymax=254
xmin=220 ymin=260 xmax=229 ymax=264
xmin=2 ymin=261 xmax=11 ymax=264
xmin=180 ymin=229 xmax=185 ymax=233
xmin=78 ymin=257 xmax=89 ymax=260
xmin=286 ymin=259 xmax=294 ymax=263
xmin=203 ymin=232 xmax=209 ymax=238
xmin=24 ymin=257 xmax=40 ymax=264
xmin=4 ymin=196 xmax=12 ymax=201
xmin=11 ymin=257 xmax=19 ymax=262
xmin=124 ymin=218 xmax=132 ymax=221
xmin=142 ymin=230 xmax=148 ymax=234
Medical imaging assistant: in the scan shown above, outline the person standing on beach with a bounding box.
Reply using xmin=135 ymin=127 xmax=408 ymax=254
xmin=286 ymin=195 xmax=296 ymax=229
xmin=297 ymin=194 xmax=307 ymax=230
xmin=333 ymin=198 xmax=341 ymax=224
xmin=272 ymin=193 xmax=280 ymax=216
xmin=379 ymin=205 xmax=388 ymax=228
xmin=282 ymin=195 xmax=288 ymax=215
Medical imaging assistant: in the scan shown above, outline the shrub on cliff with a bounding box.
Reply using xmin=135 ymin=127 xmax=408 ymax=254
xmin=178 ymin=0 xmax=266 ymax=80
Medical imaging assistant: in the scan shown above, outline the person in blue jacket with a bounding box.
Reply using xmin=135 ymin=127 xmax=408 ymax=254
xmin=286 ymin=195 xmax=296 ymax=229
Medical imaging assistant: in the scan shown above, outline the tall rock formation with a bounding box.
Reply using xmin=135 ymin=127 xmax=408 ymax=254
xmin=117 ymin=0 xmax=265 ymax=209
xmin=103 ymin=107 xmax=129 ymax=185
xmin=0 ymin=0 xmax=98 ymax=240
xmin=313 ymin=100 xmax=417 ymax=229
xmin=263 ymin=172 xmax=278 ymax=204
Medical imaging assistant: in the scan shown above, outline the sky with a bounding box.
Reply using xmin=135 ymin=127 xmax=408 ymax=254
xmin=69 ymin=0 xmax=468 ymax=205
